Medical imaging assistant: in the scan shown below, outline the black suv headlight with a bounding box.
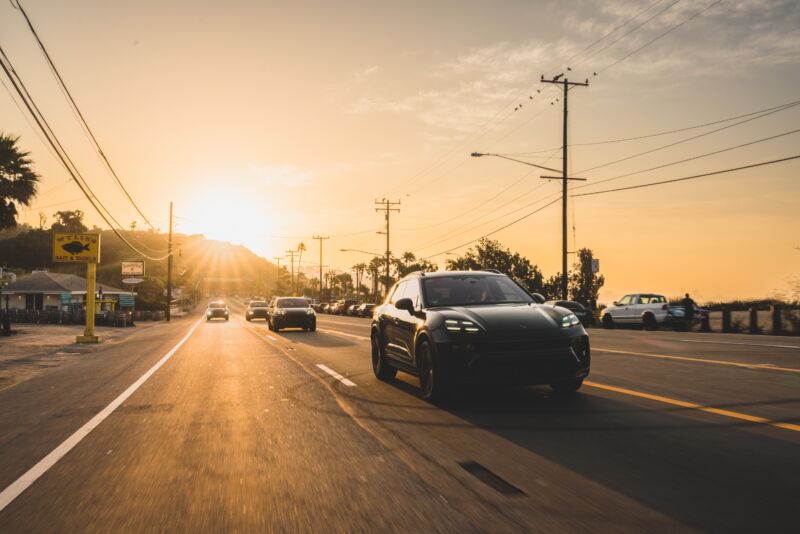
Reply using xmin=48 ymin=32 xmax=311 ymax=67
xmin=444 ymin=319 xmax=481 ymax=333
xmin=561 ymin=314 xmax=581 ymax=328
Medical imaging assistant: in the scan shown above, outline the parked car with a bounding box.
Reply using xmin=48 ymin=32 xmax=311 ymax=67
xmin=269 ymin=297 xmax=316 ymax=332
xmin=601 ymin=293 xmax=704 ymax=330
xmin=245 ymin=300 xmax=269 ymax=321
xmin=545 ymin=300 xmax=595 ymax=327
xmin=334 ymin=299 xmax=356 ymax=315
xmin=357 ymin=303 xmax=376 ymax=318
xmin=347 ymin=304 xmax=360 ymax=316
xmin=206 ymin=300 xmax=229 ymax=321
xmin=370 ymin=271 xmax=589 ymax=401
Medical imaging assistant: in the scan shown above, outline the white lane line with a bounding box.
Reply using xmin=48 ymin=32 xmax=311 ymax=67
xmin=316 ymin=364 xmax=357 ymax=387
xmin=594 ymin=347 xmax=800 ymax=373
xmin=678 ymin=339 xmax=800 ymax=350
xmin=317 ymin=328 xmax=369 ymax=341
xmin=0 ymin=317 xmax=203 ymax=512
xmin=266 ymin=335 xmax=278 ymax=342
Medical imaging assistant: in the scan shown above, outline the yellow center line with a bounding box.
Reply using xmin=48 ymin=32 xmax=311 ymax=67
xmin=593 ymin=347 xmax=800 ymax=374
xmin=585 ymin=381 xmax=800 ymax=433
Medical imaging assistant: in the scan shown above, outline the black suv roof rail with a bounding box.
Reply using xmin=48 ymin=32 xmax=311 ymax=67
xmin=480 ymin=269 xmax=502 ymax=274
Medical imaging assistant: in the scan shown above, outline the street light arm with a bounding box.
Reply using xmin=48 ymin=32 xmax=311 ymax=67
xmin=471 ymin=152 xmax=560 ymax=173
xmin=340 ymin=248 xmax=383 ymax=257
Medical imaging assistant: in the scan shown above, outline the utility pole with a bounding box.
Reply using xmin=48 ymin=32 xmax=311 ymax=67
xmin=166 ymin=201 xmax=173 ymax=322
xmin=272 ymin=257 xmax=282 ymax=295
xmin=285 ymin=250 xmax=297 ymax=295
xmin=312 ymin=235 xmax=329 ymax=302
xmin=375 ymin=198 xmax=401 ymax=296
xmin=541 ymin=73 xmax=588 ymax=301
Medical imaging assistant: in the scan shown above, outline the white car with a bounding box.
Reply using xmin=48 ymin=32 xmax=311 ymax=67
xmin=601 ymin=293 xmax=681 ymax=330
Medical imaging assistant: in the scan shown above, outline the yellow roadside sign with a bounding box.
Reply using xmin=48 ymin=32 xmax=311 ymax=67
xmin=52 ymin=233 xmax=101 ymax=263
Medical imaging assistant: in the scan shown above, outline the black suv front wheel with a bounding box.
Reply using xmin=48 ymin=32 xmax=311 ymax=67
xmin=371 ymin=333 xmax=396 ymax=380
xmin=417 ymin=340 xmax=450 ymax=401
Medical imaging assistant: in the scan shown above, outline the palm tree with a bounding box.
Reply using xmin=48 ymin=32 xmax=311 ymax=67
xmin=297 ymin=242 xmax=306 ymax=282
xmin=1 ymin=134 xmax=40 ymax=229
xmin=352 ymin=262 xmax=367 ymax=299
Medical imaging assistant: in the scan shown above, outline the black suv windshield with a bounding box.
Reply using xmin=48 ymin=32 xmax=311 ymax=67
xmin=422 ymin=275 xmax=533 ymax=307
xmin=209 ymin=302 xmax=226 ymax=309
xmin=276 ymin=298 xmax=309 ymax=308
xmin=249 ymin=301 xmax=267 ymax=307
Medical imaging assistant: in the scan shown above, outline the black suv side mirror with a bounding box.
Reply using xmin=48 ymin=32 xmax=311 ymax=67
xmin=531 ymin=293 xmax=545 ymax=304
xmin=395 ymin=298 xmax=414 ymax=313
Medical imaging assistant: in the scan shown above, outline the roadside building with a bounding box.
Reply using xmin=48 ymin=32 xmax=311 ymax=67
xmin=0 ymin=271 xmax=135 ymax=312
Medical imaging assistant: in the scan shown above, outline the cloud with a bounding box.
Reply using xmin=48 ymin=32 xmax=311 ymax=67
xmin=354 ymin=65 xmax=379 ymax=84
xmin=345 ymin=0 xmax=799 ymax=135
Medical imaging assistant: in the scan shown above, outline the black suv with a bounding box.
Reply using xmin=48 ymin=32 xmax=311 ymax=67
xmin=370 ymin=271 xmax=590 ymax=400
xmin=268 ymin=297 xmax=316 ymax=332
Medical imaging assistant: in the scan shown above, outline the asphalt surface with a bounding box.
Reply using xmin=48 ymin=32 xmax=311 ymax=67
xmin=0 ymin=300 xmax=798 ymax=532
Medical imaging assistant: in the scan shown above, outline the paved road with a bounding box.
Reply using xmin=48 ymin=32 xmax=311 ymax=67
xmin=0 ymin=302 xmax=797 ymax=532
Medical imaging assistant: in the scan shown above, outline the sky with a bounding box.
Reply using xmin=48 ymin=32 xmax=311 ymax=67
xmin=1 ymin=0 xmax=799 ymax=303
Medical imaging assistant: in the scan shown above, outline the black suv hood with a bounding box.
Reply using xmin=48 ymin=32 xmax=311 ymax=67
xmin=436 ymin=303 xmax=563 ymax=332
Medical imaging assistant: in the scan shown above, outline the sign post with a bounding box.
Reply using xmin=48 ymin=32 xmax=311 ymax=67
xmin=52 ymin=232 xmax=101 ymax=343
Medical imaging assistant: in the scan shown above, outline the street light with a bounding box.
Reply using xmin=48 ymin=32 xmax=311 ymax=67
xmin=471 ymin=152 xmax=560 ymax=173
xmin=340 ymin=248 xmax=383 ymax=257
xmin=471 ymin=150 xmax=574 ymax=300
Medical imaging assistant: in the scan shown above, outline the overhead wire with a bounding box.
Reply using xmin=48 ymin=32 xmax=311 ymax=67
xmin=574 ymin=100 xmax=800 ymax=175
xmin=595 ymin=0 xmax=725 ymax=76
xmin=572 ymin=155 xmax=800 ymax=197
xmin=504 ymin=98 xmax=800 ymax=153
xmin=12 ymin=0 xmax=161 ymax=233
xmin=571 ymin=0 xmax=683 ymax=69
xmin=0 ymin=46 xmax=171 ymax=260
xmin=573 ymin=127 xmax=800 ymax=192
xmin=420 ymin=196 xmax=563 ymax=260
xmin=421 ymin=154 xmax=800 ymax=260
xmin=421 ymin=0 xmax=731 ymax=259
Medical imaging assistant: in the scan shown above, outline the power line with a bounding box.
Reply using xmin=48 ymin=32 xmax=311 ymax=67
xmin=420 ymin=154 xmax=799 ymax=261
xmin=0 ymin=47 xmax=170 ymax=261
xmin=574 ymin=100 xmax=800 ymax=175
xmin=421 ymin=197 xmax=562 ymax=260
xmin=559 ymin=0 xmax=669 ymax=69
xmin=12 ymin=0 xmax=160 ymax=232
xmin=572 ymin=155 xmax=800 ymax=197
xmin=595 ymin=0 xmax=724 ymax=76
xmin=571 ymin=0 xmax=683 ymax=69
xmin=507 ymin=98 xmax=800 ymax=152
xmin=573 ymin=127 xmax=800 ymax=191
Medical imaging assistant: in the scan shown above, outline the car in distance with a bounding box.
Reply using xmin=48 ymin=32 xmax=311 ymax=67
xmin=245 ymin=300 xmax=269 ymax=321
xmin=269 ymin=297 xmax=317 ymax=332
xmin=601 ymin=293 xmax=702 ymax=330
xmin=357 ymin=303 xmax=376 ymax=318
xmin=370 ymin=271 xmax=590 ymax=401
xmin=206 ymin=300 xmax=229 ymax=321
xmin=545 ymin=300 xmax=595 ymax=327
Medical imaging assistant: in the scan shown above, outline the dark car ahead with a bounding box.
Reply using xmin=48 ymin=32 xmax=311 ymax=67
xmin=245 ymin=300 xmax=269 ymax=322
xmin=269 ymin=297 xmax=316 ymax=332
xmin=358 ymin=303 xmax=376 ymax=318
xmin=206 ymin=300 xmax=229 ymax=321
xmin=370 ymin=271 xmax=590 ymax=401
xmin=545 ymin=300 xmax=595 ymax=327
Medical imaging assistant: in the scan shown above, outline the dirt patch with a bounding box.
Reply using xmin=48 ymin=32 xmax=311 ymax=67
xmin=0 ymin=322 xmax=162 ymax=391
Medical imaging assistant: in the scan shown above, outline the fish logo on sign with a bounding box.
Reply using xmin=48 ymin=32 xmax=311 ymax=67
xmin=62 ymin=241 xmax=92 ymax=255
xmin=52 ymin=232 xmax=100 ymax=263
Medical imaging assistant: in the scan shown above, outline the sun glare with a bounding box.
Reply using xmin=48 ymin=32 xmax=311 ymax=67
xmin=180 ymin=189 xmax=276 ymax=256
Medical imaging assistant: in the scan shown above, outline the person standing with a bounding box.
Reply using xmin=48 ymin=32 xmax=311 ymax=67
xmin=681 ymin=293 xmax=696 ymax=330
